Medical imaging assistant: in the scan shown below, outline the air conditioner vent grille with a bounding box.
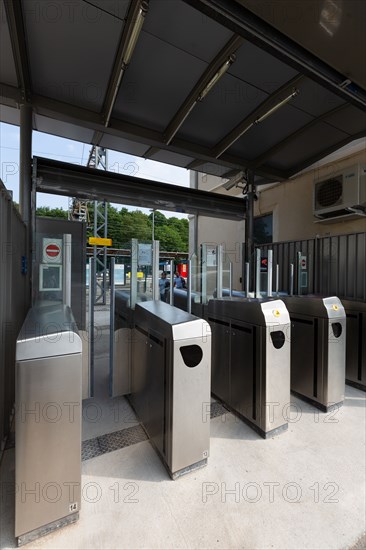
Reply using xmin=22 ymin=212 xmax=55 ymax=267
xmin=316 ymin=178 xmax=343 ymax=208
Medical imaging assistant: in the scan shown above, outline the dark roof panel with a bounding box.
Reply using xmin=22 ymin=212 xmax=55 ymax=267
xmin=267 ymin=122 xmax=349 ymax=170
xmin=0 ymin=0 xmax=18 ymax=86
xmin=144 ymin=0 xmax=234 ymax=63
xmin=114 ymin=31 xmax=207 ymax=132
xmin=23 ymin=0 xmax=122 ymax=111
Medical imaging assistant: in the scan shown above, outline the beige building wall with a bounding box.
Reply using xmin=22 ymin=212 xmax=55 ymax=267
xmin=190 ymin=146 xmax=366 ymax=286
xmin=256 ymin=149 xmax=366 ymax=241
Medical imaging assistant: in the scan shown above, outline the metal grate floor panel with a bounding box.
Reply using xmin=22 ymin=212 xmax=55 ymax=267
xmin=82 ymin=424 xmax=148 ymax=461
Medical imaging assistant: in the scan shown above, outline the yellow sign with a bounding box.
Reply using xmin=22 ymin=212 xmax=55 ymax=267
xmin=332 ymin=304 xmax=339 ymax=311
xmin=273 ymin=309 xmax=281 ymax=318
xmin=88 ymin=237 xmax=112 ymax=246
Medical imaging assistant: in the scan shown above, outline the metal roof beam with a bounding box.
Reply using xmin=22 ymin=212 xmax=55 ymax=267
xmin=3 ymin=0 xmax=31 ymax=102
xmin=143 ymin=146 xmax=160 ymax=159
xmin=212 ymin=74 xmax=305 ymax=158
xmin=33 ymin=156 xmax=246 ymax=221
xmin=163 ymin=34 xmax=244 ymax=145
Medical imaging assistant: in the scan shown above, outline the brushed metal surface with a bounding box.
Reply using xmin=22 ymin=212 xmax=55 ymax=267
xmin=260 ymin=301 xmax=291 ymax=432
xmin=342 ymin=299 xmax=366 ymax=390
xmin=283 ymin=296 xmax=346 ymax=407
xmin=16 ymin=303 xmax=82 ymax=361
xmin=15 ymin=304 xmax=82 ymax=538
xmin=130 ymin=301 xmax=211 ymax=476
xmin=208 ymin=298 xmax=291 ymax=436
xmin=15 ymin=353 xmax=82 ymax=537
xmin=170 ymin=336 xmax=211 ymax=474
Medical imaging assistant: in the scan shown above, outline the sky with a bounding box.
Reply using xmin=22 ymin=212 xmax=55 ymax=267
xmin=0 ymin=121 xmax=190 ymax=218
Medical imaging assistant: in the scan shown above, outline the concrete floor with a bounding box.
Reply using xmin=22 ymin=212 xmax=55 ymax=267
xmin=1 ymin=315 xmax=365 ymax=550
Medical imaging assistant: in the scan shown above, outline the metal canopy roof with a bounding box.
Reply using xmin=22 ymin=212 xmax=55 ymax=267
xmin=1 ymin=0 xmax=365 ymax=185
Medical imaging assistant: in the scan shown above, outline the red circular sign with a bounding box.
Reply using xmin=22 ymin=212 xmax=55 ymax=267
xmin=45 ymin=243 xmax=61 ymax=258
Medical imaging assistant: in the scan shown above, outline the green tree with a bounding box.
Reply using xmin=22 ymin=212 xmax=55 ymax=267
xmin=36 ymin=203 xmax=189 ymax=252
xmin=36 ymin=206 xmax=68 ymax=219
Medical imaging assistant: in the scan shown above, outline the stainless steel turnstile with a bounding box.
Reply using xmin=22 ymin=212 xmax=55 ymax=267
xmin=283 ymin=296 xmax=346 ymax=411
xmin=341 ymin=299 xmax=366 ymax=391
xmin=15 ymin=303 xmax=82 ymax=546
xmin=131 ymin=301 xmax=211 ymax=478
xmin=207 ymin=298 xmax=291 ymax=438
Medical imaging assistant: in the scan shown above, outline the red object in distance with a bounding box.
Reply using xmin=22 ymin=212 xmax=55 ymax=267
xmin=45 ymin=243 xmax=61 ymax=258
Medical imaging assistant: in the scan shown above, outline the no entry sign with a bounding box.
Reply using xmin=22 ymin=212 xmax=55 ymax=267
xmin=46 ymin=243 xmax=60 ymax=258
xmin=42 ymin=238 xmax=63 ymax=264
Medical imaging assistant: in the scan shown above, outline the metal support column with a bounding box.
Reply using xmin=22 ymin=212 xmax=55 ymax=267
xmin=297 ymin=251 xmax=302 ymax=296
xmin=169 ymin=260 xmax=174 ymax=305
xmin=152 ymin=240 xmax=160 ymax=301
xmin=255 ymin=248 xmax=261 ymax=298
xmin=216 ymin=245 xmax=223 ymax=299
xmin=267 ymin=250 xmax=273 ymax=297
xmin=244 ymin=169 xmax=255 ymax=293
xmin=187 ymin=259 xmax=192 ymax=313
xmin=201 ymin=243 xmax=208 ymax=305
xmin=130 ymin=238 xmax=138 ymax=309
xmin=245 ymin=262 xmax=250 ymax=297
xmin=191 ymin=171 xmax=199 ymax=257
xmin=19 ymin=103 xmax=32 ymax=300
xmin=109 ymin=257 xmax=115 ymax=397
xmin=290 ymin=264 xmax=294 ymax=296
xmin=89 ymin=257 xmax=96 ymax=397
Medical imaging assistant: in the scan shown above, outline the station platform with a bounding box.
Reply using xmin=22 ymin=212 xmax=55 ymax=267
xmin=1 ymin=321 xmax=365 ymax=550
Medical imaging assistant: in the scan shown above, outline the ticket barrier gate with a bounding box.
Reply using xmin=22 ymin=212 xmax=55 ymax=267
xmin=15 ymin=303 xmax=82 ymax=546
xmin=207 ymin=298 xmax=291 ymax=438
xmin=341 ymin=299 xmax=366 ymax=392
xmin=131 ymin=301 xmax=211 ymax=479
xmin=282 ymin=296 xmax=346 ymax=411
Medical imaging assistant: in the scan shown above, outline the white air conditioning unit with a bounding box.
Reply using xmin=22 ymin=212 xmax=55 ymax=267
xmin=313 ymin=163 xmax=366 ymax=219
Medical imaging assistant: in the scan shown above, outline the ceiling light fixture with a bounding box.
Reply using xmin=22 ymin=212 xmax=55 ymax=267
xmin=198 ymin=54 xmax=236 ymax=101
xmin=104 ymin=1 xmax=149 ymax=128
xmin=123 ymin=1 xmax=149 ymax=67
xmin=255 ymin=88 xmax=299 ymax=124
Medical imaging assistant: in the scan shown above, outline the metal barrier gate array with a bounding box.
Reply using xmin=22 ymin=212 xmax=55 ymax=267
xmin=0 ymin=181 xmax=29 ymax=458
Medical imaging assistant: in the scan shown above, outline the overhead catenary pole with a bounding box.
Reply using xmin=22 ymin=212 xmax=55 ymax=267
xmin=88 ymin=146 xmax=109 ymax=305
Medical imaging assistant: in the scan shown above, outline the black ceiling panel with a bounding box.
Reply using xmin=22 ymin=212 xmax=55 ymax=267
xmin=144 ymin=0 xmax=234 ymax=63
xmin=227 ymin=39 xmax=298 ymax=93
xmin=324 ymin=105 xmax=366 ymax=136
xmin=267 ymin=122 xmax=349 ymax=171
xmin=0 ymin=0 xmax=18 ymax=86
xmin=23 ymin=0 xmax=122 ymax=111
xmin=290 ymin=78 xmax=345 ymax=117
xmin=113 ymin=31 xmax=207 ymax=132
xmin=228 ymin=103 xmax=314 ymax=160
xmin=176 ymin=73 xmax=268 ymax=147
